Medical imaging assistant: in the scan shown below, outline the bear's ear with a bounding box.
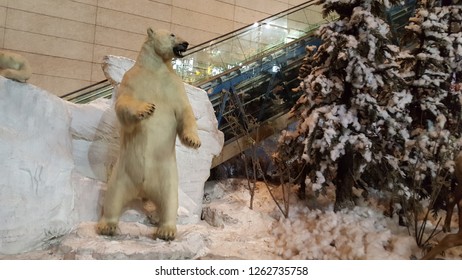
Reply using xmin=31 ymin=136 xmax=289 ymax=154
xmin=147 ymin=27 xmax=155 ymax=38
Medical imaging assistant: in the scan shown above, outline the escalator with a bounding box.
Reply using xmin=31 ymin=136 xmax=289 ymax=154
xmin=61 ymin=0 xmax=416 ymax=167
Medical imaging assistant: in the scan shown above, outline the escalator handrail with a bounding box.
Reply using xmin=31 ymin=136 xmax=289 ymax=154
xmin=194 ymin=33 xmax=318 ymax=90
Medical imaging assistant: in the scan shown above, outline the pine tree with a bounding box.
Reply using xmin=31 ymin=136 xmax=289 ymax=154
xmin=275 ymin=0 xmax=410 ymax=211
xmin=397 ymin=0 xmax=462 ymax=221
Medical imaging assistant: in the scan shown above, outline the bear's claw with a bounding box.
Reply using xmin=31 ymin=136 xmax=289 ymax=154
xmin=96 ymin=221 xmax=118 ymax=236
xmin=155 ymin=224 xmax=177 ymax=241
xmin=137 ymin=102 xmax=156 ymax=120
xmin=181 ymin=133 xmax=201 ymax=149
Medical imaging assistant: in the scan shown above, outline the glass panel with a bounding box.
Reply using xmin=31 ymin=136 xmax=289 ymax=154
xmin=172 ymin=0 xmax=329 ymax=86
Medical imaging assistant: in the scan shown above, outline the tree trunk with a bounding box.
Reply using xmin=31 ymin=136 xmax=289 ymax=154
xmin=298 ymin=163 xmax=309 ymax=200
xmin=334 ymin=146 xmax=355 ymax=211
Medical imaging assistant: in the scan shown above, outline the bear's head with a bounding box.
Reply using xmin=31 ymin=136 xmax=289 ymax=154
xmin=146 ymin=28 xmax=189 ymax=60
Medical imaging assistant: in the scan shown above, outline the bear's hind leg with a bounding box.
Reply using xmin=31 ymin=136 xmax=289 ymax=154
xmin=146 ymin=178 xmax=178 ymax=241
xmin=97 ymin=169 xmax=137 ymax=236
xmin=155 ymin=192 xmax=178 ymax=241
xmin=156 ymin=222 xmax=177 ymax=241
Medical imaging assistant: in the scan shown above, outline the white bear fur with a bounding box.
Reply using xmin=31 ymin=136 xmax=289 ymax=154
xmin=100 ymin=55 xmax=224 ymax=225
xmin=0 ymin=51 xmax=32 ymax=83
xmin=97 ymin=28 xmax=201 ymax=241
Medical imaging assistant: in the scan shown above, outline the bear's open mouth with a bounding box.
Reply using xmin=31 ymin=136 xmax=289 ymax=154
xmin=173 ymin=42 xmax=189 ymax=58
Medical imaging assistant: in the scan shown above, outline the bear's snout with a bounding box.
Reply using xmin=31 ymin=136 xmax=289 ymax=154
xmin=173 ymin=41 xmax=189 ymax=58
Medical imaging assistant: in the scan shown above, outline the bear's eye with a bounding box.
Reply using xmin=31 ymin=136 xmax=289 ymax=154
xmin=170 ymin=33 xmax=175 ymax=38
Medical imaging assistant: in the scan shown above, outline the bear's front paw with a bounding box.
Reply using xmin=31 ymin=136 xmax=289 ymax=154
xmin=181 ymin=133 xmax=201 ymax=149
xmin=136 ymin=102 xmax=156 ymax=120
xmin=96 ymin=221 xmax=118 ymax=236
xmin=155 ymin=224 xmax=177 ymax=241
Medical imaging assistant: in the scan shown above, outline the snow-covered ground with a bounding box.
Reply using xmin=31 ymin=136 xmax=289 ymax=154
xmin=1 ymin=178 xmax=461 ymax=260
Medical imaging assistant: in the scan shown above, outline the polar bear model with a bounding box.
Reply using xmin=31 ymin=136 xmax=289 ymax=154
xmin=0 ymin=51 xmax=32 ymax=83
xmin=97 ymin=28 xmax=201 ymax=241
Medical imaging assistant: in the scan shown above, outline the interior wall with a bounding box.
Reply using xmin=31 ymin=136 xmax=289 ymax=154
xmin=0 ymin=0 xmax=307 ymax=96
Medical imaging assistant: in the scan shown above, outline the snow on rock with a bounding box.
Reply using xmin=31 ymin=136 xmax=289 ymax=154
xmin=71 ymin=173 xmax=105 ymax=222
xmin=175 ymin=83 xmax=224 ymax=223
xmin=68 ymin=98 xmax=119 ymax=182
xmin=57 ymin=222 xmax=208 ymax=260
xmin=101 ymin=55 xmax=134 ymax=87
xmin=0 ymin=76 xmax=75 ymax=254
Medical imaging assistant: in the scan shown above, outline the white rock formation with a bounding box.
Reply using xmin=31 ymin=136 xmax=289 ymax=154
xmin=0 ymin=77 xmax=75 ymax=254
xmin=69 ymin=98 xmax=119 ymax=182
xmin=0 ymin=56 xmax=223 ymax=254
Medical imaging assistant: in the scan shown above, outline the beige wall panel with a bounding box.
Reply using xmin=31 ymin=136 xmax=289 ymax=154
xmin=275 ymin=0 xmax=290 ymax=6
xmin=232 ymin=21 xmax=247 ymax=31
xmin=153 ymin=0 xmax=172 ymax=5
xmin=172 ymin=0 xmax=235 ymax=21
xmin=91 ymin=62 xmax=106 ymax=82
xmin=92 ymin=45 xmax=139 ymax=66
xmin=0 ymin=7 xmax=5 ymax=27
xmin=235 ymin=0 xmax=289 ymax=15
xmin=17 ymin=52 xmax=92 ymax=80
xmin=97 ymin=8 xmax=170 ymax=35
xmin=4 ymin=29 xmax=93 ymax=61
xmin=8 ymin=0 xmax=97 ymax=24
xmin=29 ymin=74 xmax=92 ymax=96
xmin=218 ymin=0 xmax=235 ymax=4
xmin=171 ymin=24 xmax=218 ymax=47
xmin=233 ymin=6 xmax=269 ymax=25
xmin=172 ymin=8 xmax=233 ymax=35
xmin=98 ymin=0 xmax=172 ymax=23
xmin=0 ymin=0 xmax=6 ymax=7
xmin=0 ymin=27 xmax=4 ymax=48
xmin=289 ymin=0 xmax=310 ymax=6
xmin=74 ymin=0 xmax=97 ymax=5
xmin=6 ymin=9 xmax=95 ymax=43
xmin=95 ymin=26 xmax=145 ymax=51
